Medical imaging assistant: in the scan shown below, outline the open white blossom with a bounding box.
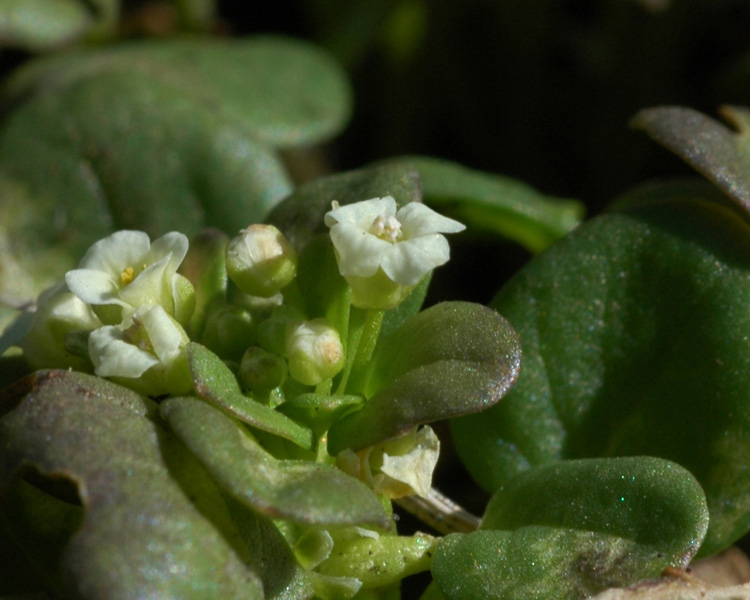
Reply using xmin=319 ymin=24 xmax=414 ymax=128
xmin=324 ymin=197 xmax=465 ymax=308
xmin=88 ymin=305 xmax=191 ymax=396
xmin=65 ymin=230 xmax=194 ymax=325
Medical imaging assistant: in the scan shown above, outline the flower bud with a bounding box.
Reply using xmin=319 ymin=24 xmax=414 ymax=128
xmin=201 ymin=305 xmax=256 ymax=361
xmin=238 ymin=346 xmax=287 ymax=395
xmin=285 ymin=318 xmax=344 ymax=386
xmin=226 ymin=225 xmax=297 ymax=298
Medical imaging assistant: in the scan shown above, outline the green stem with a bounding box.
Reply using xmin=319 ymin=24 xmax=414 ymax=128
xmin=334 ymin=307 xmax=368 ymax=395
xmin=281 ymin=278 xmax=306 ymax=313
xmin=345 ymin=309 xmax=384 ymax=395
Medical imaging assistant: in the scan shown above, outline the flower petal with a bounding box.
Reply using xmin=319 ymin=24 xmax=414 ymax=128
xmin=380 ymin=234 xmax=451 ymax=285
xmin=147 ymin=232 xmax=189 ymax=274
xmin=140 ymin=306 xmax=185 ymax=363
xmin=329 ymin=223 xmax=392 ymax=277
xmin=118 ymin=256 xmax=171 ymax=310
xmin=324 ymin=197 xmax=397 ymax=228
xmin=377 ymin=426 xmax=440 ymax=498
xmin=397 ymin=202 xmax=466 ymax=238
xmin=77 ymin=230 xmax=151 ymax=272
xmin=89 ymin=326 xmax=158 ymax=378
xmin=65 ymin=269 xmax=127 ymax=306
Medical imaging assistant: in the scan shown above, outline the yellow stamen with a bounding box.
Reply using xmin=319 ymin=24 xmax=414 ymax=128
xmin=121 ymin=266 xmax=135 ymax=285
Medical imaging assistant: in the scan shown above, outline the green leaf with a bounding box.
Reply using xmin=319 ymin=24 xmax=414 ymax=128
xmin=0 ymin=36 xmax=350 ymax=309
xmin=0 ymin=0 xmax=95 ymax=51
xmin=221 ymin=494 xmax=314 ymax=600
xmin=632 ymin=106 xmax=750 ymax=213
xmin=327 ymin=301 xmax=521 ymax=453
xmin=433 ymin=457 xmax=708 ymax=600
xmin=266 ymin=163 xmax=422 ymax=253
xmin=484 ymin=456 xmax=707 ymax=560
xmin=187 ymin=342 xmax=314 ymax=450
xmin=0 ymin=370 xmax=266 ymax=599
xmin=160 ymin=396 xmax=390 ymax=528
xmin=434 ymin=528 xmax=653 ymax=600
xmin=385 ymin=156 xmax=585 ymax=253
xmin=451 ymin=198 xmax=750 ymax=556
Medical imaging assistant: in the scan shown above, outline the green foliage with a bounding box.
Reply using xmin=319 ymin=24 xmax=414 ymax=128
xmin=328 ymin=301 xmax=521 ymax=453
xmin=453 ymin=196 xmax=750 ymax=557
xmin=2 ymin=5 xmax=750 ymax=597
xmin=433 ymin=457 xmax=708 ymax=599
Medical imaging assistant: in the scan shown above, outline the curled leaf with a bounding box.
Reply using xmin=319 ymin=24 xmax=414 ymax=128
xmin=0 ymin=370 xmax=266 ymax=599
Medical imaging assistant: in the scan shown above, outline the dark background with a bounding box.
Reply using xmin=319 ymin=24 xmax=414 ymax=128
xmin=217 ymin=0 xmax=750 ymax=215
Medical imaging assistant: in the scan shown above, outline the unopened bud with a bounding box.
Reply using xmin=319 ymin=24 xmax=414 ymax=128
xmin=201 ymin=305 xmax=256 ymax=361
xmin=285 ymin=319 xmax=344 ymax=386
xmin=238 ymin=346 xmax=287 ymax=395
xmin=226 ymin=225 xmax=297 ymax=298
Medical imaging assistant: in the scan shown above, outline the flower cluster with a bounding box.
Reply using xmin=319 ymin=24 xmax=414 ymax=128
xmin=4 ymin=231 xmax=196 ymax=396
xmin=1 ymin=196 xmax=463 ymax=503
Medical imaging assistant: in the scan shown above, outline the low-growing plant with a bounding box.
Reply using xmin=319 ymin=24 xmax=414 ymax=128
xmin=2 ymin=3 xmax=750 ymax=599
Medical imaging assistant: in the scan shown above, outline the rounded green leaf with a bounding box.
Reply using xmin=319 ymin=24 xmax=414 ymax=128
xmin=434 ymin=527 xmax=657 ymax=600
xmin=483 ymin=457 xmax=707 ymax=562
xmin=0 ymin=370 xmax=266 ymax=599
xmin=328 ymin=301 xmax=521 ymax=453
xmin=434 ymin=457 xmax=707 ymax=600
xmin=452 ymin=199 xmax=750 ymax=556
xmin=160 ymin=396 xmax=390 ymax=529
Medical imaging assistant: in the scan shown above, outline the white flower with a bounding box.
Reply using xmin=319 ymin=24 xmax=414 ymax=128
xmin=65 ymin=230 xmax=194 ymax=325
xmin=88 ymin=305 xmax=191 ymax=396
xmin=324 ymin=197 xmax=465 ymax=308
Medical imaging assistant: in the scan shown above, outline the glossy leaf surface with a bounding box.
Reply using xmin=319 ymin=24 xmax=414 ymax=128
xmin=0 ymin=370 xmax=267 ymax=599
xmin=632 ymin=106 xmax=750 ymax=210
xmin=328 ymin=301 xmax=521 ymax=453
xmin=187 ymin=341 xmax=314 ymax=449
xmin=433 ymin=457 xmax=708 ymax=600
xmin=386 ymin=155 xmax=584 ymax=253
xmin=161 ymin=396 xmax=390 ymax=528
xmin=452 ymin=199 xmax=750 ymax=556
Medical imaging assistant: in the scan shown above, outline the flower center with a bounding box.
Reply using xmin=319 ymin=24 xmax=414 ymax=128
xmin=370 ymin=214 xmax=402 ymax=243
xmin=120 ymin=264 xmax=148 ymax=286
xmin=121 ymin=267 xmax=135 ymax=285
